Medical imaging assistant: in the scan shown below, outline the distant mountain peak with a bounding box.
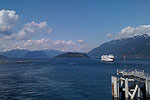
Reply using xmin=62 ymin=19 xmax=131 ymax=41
xmin=24 ymin=51 xmax=49 ymax=58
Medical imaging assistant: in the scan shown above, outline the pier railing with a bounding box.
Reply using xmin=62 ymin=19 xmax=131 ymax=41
xmin=117 ymin=69 xmax=150 ymax=81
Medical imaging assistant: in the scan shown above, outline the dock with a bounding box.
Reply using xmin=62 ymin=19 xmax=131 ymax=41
xmin=112 ymin=69 xmax=150 ymax=99
xmin=0 ymin=60 xmax=8 ymax=63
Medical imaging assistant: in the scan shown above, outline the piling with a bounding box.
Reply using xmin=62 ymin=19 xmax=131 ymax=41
xmin=112 ymin=69 xmax=150 ymax=99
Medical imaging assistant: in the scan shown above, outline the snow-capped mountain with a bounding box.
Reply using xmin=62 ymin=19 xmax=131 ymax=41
xmin=88 ymin=34 xmax=150 ymax=58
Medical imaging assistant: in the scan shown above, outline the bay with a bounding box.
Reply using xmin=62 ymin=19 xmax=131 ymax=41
xmin=0 ymin=58 xmax=149 ymax=100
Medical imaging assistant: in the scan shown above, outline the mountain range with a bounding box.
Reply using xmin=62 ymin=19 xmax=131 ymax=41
xmin=88 ymin=34 xmax=150 ymax=58
xmin=0 ymin=49 xmax=29 ymax=58
xmin=24 ymin=51 xmax=49 ymax=58
xmin=0 ymin=49 xmax=63 ymax=58
xmin=0 ymin=55 xmax=8 ymax=59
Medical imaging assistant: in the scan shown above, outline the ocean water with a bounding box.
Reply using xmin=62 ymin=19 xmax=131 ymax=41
xmin=0 ymin=58 xmax=150 ymax=100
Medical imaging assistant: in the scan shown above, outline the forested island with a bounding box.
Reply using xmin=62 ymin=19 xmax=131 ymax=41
xmin=55 ymin=52 xmax=90 ymax=58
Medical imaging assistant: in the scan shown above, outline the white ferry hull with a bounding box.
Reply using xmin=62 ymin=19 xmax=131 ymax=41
xmin=101 ymin=58 xmax=114 ymax=62
xmin=101 ymin=54 xmax=114 ymax=62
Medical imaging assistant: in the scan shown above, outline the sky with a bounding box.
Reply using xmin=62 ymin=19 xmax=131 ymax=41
xmin=0 ymin=0 xmax=150 ymax=52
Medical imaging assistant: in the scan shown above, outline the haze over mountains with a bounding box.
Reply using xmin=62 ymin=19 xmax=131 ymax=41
xmin=1 ymin=34 xmax=150 ymax=58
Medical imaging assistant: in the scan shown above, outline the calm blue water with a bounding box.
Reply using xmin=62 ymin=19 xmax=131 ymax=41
xmin=0 ymin=58 xmax=150 ymax=100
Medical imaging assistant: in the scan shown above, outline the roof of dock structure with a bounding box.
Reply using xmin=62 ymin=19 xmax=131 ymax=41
xmin=117 ymin=69 xmax=150 ymax=82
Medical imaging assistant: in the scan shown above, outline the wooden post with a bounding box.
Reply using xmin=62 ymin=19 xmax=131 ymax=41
xmin=138 ymin=86 xmax=140 ymax=98
xmin=112 ymin=76 xmax=119 ymax=98
xmin=125 ymin=78 xmax=129 ymax=98
xmin=146 ymin=80 xmax=149 ymax=97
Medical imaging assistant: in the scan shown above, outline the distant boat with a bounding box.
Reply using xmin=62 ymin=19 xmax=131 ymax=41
xmin=101 ymin=54 xmax=114 ymax=62
xmin=16 ymin=60 xmax=32 ymax=63
xmin=0 ymin=61 xmax=8 ymax=63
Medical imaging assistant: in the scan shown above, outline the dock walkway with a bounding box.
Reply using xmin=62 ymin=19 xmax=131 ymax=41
xmin=117 ymin=69 xmax=150 ymax=82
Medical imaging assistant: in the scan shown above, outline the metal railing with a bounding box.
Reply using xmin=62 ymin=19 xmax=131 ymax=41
xmin=117 ymin=69 xmax=150 ymax=80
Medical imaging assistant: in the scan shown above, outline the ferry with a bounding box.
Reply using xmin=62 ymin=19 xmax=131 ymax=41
xmin=101 ymin=54 xmax=114 ymax=62
xmin=16 ymin=60 xmax=32 ymax=63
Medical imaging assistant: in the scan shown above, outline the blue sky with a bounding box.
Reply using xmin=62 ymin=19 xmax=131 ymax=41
xmin=0 ymin=0 xmax=150 ymax=52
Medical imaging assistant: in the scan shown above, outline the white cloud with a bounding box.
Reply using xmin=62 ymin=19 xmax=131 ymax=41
xmin=0 ymin=37 xmax=92 ymax=52
xmin=117 ymin=25 xmax=150 ymax=39
xmin=0 ymin=9 xmax=19 ymax=35
xmin=66 ymin=41 xmax=75 ymax=45
xmin=17 ymin=21 xmax=48 ymax=39
xmin=78 ymin=39 xmax=84 ymax=43
xmin=24 ymin=38 xmax=49 ymax=46
xmin=106 ymin=33 xmax=112 ymax=37
xmin=53 ymin=40 xmax=76 ymax=51
xmin=48 ymin=28 xmax=53 ymax=33
xmin=4 ymin=21 xmax=51 ymax=40
xmin=21 ymin=38 xmax=52 ymax=50
xmin=0 ymin=9 xmax=92 ymax=52
xmin=54 ymin=40 xmax=66 ymax=45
